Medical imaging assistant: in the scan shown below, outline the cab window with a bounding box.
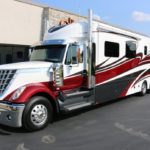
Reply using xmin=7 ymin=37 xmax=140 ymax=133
xmin=65 ymin=44 xmax=83 ymax=65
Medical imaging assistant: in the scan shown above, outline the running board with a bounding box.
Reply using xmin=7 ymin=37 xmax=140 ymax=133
xmin=58 ymin=89 xmax=95 ymax=112
xmin=65 ymin=90 xmax=93 ymax=99
xmin=64 ymin=102 xmax=92 ymax=111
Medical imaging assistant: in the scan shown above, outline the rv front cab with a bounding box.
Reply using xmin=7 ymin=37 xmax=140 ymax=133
xmin=30 ymin=41 xmax=87 ymax=85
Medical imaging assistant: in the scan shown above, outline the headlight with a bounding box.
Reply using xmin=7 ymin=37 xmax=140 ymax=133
xmin=11 ymin=86 xmax=26 ymax=100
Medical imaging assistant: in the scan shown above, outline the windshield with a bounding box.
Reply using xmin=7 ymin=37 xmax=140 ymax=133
xmin=30 ymin=45 xmax=66 ymax=62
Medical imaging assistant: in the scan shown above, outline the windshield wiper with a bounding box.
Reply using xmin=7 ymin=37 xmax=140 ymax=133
xmin=30 ymin=59 xmax=60 ymax=62
xmin=44 ymin=58 xmax=60 ymax=62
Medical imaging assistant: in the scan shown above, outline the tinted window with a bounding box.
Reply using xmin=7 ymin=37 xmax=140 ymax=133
xmin=144 ymin=46 xmax=147 ymax=55
xmin=65 ymin=44 xmax=85 ymax=65
xmin=48 ymin=25 xmax=66 ymax=33
xmin=30 ymin=45 xmax=66 ymax=63
xmin=17 ymin=51 xmax=23 ymax=59
xmin=105 ymin=41 xmax=119 ymax=57
xmin=6 ymin=54 xmax=12 ymax=63
xmin=126 ymin=41 xmax=136 ymax=58
xmin=65 ymin=44 xmax=78 ymax=64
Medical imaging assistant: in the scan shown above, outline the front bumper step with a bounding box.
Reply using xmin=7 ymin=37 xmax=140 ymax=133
xmin=0 ymin=102 xmax=25 ymax=127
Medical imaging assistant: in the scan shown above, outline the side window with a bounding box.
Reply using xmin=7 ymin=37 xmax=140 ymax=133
xmin=17 ymin=51 xmax=23 ymax=59
xmin=126 ymin=41 xmax=136 ymax=58
xmin=65 ymin=44 xmax=83 ymax=65
xmin=0 ymin=54 xmax=1 ymax=64
xmin=144 ymin=46 xmax=147 ymax=55
xmin=6 ymin=54 xmax=12 ymax=64
xmin=105 ymin=41 xmax=119 ymax=57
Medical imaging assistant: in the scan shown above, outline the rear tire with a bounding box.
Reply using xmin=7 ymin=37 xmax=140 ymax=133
xmin=147 ymin=84 xmax=150 ymax=94
xmin=139 ymin=82 xmax=147 ymax=96
xmin=22 ymin=96 xmax=53 ymax=131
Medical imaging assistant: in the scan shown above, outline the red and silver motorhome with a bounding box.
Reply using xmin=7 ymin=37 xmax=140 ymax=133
xmin=0 ymin=10 xmax=150 ymax=131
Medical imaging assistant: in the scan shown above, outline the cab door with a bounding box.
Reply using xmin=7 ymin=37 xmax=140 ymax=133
xmin=63 ymin=44 xmax=86 ymax=90
xmin=59 ymin=43 xmax=95 ymax=111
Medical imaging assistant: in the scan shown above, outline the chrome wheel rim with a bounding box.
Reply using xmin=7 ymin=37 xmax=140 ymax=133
xmin=30 ymin=104 xmax=48 ymax=126
xmin=142 ymin=83 xmax=147 ymax=94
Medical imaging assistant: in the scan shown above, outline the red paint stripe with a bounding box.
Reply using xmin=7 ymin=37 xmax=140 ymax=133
xmin=60 ymin=75 xmax=84 ymax=91
xmin=96 ymin=57 xmax=141 ymax=84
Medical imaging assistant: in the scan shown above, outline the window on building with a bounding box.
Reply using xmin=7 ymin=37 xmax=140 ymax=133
xmin=13 ymin=46 xmax=29 ymax=62
xmin=0 ymin=54 xmax=1 ymax=64
xmin=105 ymin=41 xmax=119 ymax=57
xmin=6 ymin=54 xmax=12 ymax=64
xmin=17 ymin=51 xmax=23 ymax=59
xmin=126 ymin=41 xmax=136 ymax=58
xmin=144 ymin=46 xmax=148 ymax=55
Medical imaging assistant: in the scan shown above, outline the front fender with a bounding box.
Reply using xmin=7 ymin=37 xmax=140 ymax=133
xmin=5 ymin=82 xmax=57 ymax=103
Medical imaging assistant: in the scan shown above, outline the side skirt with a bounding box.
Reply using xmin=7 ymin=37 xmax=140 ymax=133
xmin=95 ymin=70 xmax=144 ymax=103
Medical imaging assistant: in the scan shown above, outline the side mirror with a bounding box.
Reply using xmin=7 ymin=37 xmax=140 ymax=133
xmin=77 ymin=48 xmax=81 ymax=63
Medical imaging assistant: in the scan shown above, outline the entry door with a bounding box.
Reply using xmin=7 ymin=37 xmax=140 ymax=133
xmin=12 ymin=46 xmax=29 ymax=63
xmin=63 ymin=44 xmax=86 ymax=90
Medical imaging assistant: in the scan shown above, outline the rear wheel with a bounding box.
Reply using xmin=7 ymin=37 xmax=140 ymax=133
xmin=139 ymin=82 xmax=147 ymax=96
xmin=22 ymin=96 xmax=53 ymax=131
xmin=147 ymin=84 xmax=150 ymax=94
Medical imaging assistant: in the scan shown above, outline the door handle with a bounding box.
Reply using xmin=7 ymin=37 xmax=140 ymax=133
xmin=69 ymin=65 xmax=72 ymax=69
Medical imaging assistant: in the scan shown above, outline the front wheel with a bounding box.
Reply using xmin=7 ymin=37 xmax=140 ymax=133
xmin=22 ymin=96 xmax=53 ymax=131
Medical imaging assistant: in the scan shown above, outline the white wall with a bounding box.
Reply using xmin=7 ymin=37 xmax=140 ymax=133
xmin=0 ymin=0 xmax=43 ymax=45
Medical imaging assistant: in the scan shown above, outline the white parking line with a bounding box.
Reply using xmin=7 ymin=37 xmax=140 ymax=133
xmin=115 ymin=122 xmax=150 ymax=141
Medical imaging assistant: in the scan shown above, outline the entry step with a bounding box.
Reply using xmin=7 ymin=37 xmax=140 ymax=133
xmin=64 ymin=101 xmax=92 ymax=111
xmin=65 ymin=90 xmax=93 ymax=99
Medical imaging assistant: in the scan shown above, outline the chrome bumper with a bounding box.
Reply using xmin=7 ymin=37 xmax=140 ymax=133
xmin=0 ymin=102 xmax=25 ymax=127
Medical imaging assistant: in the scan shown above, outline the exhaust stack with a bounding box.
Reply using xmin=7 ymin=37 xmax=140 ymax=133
xmin=87 ymin=9 xmax=94 ymax=89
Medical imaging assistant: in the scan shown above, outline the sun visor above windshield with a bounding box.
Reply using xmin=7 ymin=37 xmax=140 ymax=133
xmin=42 ymin=40 xmax=66 ymax=45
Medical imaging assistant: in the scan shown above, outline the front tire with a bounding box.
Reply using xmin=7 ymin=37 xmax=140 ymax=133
xmin=22 ymin=96 xmax=53 ymax=131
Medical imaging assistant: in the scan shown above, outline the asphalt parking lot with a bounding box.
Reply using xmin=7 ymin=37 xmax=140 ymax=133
xmin=1 ymin=94 xmax=150 ymax=150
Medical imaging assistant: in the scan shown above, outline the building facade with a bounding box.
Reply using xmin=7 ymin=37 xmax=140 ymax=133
xmin=0 ymin=0 xmax=85 ymax=64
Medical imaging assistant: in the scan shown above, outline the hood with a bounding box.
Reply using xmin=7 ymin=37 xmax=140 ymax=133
xmin=0 ymin=61 xmax=53 ymax=70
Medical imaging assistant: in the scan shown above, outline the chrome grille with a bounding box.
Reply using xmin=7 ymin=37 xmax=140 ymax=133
xmin=0 ymin=70 xmax=16 ymax=94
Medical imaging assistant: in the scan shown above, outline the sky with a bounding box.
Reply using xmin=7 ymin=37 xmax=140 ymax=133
xmin=33 ymin=0 xmax=150 ymax=36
